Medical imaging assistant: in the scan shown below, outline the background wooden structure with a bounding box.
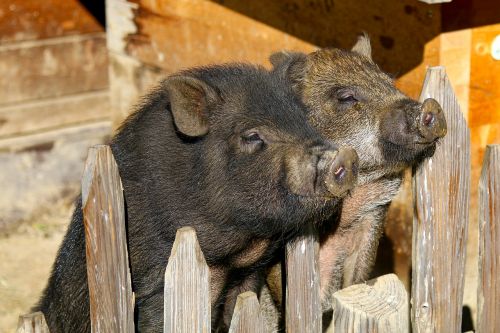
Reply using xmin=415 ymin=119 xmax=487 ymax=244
xmin=0 ymin=0 xmax=110 ymax=233
xmin=2 ymin=0 xmax=500 ymax=331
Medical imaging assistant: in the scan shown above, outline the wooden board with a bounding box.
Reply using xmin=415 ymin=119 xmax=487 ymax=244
xmin=0 ymin=33 xmax=108 ymax=105
xmin=412 ymin=67 xmax=470 ymax=333
xmin=82 ymin=145 xmax=135 ymax=333
xmin=477 ymin=145 xmax=500 ymax=333
xmin=164 ymin=227 xmax=210 ymax=332
xmin=107 ymin=0 xmax=316 ymax=72
xmin=229 ymin=292 xmax=267 ymax=333
xmin=0 ymin=120 xmax=111 ymax=152
xmin=0 ymin=0 xmax=103 ymax=43
xmin=0 ymin=90 xmax=109 ymax=139
xmin=108 ymin=52 xmax=164 ymax=128
xmin=285 ymin=229 xmax=321 ymax=333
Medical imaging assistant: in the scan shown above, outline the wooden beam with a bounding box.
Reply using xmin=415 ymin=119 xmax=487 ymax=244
xmin=0 ymin=0 xmax=103 ymax=43
xmin=0 ymin=33 xmax=108 ymax=105
xmin=0 ymin=90 xmax=109 ymax=139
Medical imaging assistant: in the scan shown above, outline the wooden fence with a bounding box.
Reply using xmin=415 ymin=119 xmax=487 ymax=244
xmin=17 ymin=67 xmax=500 ymax=333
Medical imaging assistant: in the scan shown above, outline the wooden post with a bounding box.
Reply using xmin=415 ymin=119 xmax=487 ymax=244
xmin=477 ymin=144 xmax=500 ymax=333
xmin=330 ymin=274 xmax=409 ymax=333
xmin=285 ymin=225 xmax=321 ymax=333
xmin=164 ymin=227 xmax=210 ymax=332
xmin=412 ymin=67 xmax=470 ymax=333
xmin=16 ymin=312 xmax=50 ymax=333
xmin=82 ymin=145 xmax=135 ymax=333
xmin=229 ymin=291 xmax=267 ymax=333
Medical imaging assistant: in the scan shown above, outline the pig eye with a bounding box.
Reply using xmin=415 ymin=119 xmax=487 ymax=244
xmin=335 ymin=88 xmax=358 ymax=104
xmin=240 ymin=131 xmax=265 ymax=152
xmin=242 ymin=132 xmax=263 ymax=144
xmin=338 ymin=94 xmax=358 ymax=104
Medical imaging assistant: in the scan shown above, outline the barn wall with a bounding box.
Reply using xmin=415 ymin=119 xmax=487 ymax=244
xmin=0 ymin=0 xmax=111 ymax=231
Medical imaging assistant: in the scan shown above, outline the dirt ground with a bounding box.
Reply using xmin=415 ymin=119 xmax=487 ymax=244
xmin=0 ymin=198 xmax=74 ymax=333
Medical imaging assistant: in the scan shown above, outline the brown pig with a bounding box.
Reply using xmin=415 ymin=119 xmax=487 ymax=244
xmin=264 ymin=35 xmax=447 ymax=331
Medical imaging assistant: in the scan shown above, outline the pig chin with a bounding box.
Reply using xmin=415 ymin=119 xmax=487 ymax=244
xmin=379 ymin=138 xmax=439 ymax=169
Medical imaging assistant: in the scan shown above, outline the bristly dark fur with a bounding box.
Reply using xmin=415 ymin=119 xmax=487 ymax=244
xmin=34 ymin=63 xmax=348 ymax=332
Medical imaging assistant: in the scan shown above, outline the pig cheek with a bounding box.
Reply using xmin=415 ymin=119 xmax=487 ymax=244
xmin=284 ymin=153 xmax=316 ymax=196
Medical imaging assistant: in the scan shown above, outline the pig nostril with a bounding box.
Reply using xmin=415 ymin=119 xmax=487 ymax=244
xmin=423 ymin=112 xmax=434 ymax=127
xmin=334 ymin=165 xmax=346 ymax=181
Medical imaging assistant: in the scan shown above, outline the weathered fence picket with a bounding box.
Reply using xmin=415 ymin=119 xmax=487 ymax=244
xmin=477 ymin=144 xmax=500 ymax=333
xmin=228 ymin=291 xmax=267 ymax=333
xmin=163 ymin=227 xmax=210 ymax=333
xmin=81 ymin=145 xmax=135 ymax=333
xmin=285 ymin=224 xmax=322 ymax=333
xmin=16 ymin=312 xmax=50 ymax=333
xmin=330 ymin=274 xmax=409 ymax=333
xmin=412 ymin=66 xmax=471 ymax=333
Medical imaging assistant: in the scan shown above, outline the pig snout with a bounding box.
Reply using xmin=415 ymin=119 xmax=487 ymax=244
xmin=417 ymin=98 xmax=447 ymax=142
xmin=317 ymin=147 xmax=359 ymax=197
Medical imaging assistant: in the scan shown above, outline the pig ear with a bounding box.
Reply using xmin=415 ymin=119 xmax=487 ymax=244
xmin=269 ymin=51 xmax=308 ymax=89
xmin=351 ymin=33 xmax=372 ymax=60
xmin=164 ymin=75 xmax=220 ymax=137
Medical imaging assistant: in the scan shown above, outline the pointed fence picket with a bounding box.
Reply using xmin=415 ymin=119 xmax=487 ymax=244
xmin=477 ymin=145 xmax=500 ymax=333
xmin=412 ymin=67 xmax=471 ymax=333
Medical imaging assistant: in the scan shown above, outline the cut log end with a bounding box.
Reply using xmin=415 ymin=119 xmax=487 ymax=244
xmin=332 ymin=274 xmax=409 ymax=333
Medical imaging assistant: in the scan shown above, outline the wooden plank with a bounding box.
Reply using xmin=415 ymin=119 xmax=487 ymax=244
xmin=412 ymin=66 xmax=471 ymax=333
xmin=469 ymin=24 xmax=500 ymax=128
xmin=439 ymin=29 xmax=472 ymax=120
xmin=106 ymin=0 xmax=315 ymax=71
xmin=0 ymin=121 xmax=111 ymax=152
xmin=419 ymin=0 xmax=451 ymax=3
xmin=477 ymin=144 xmax=500 ymax=333
xmin=16 ymin=312 xmax=50 ymax=333
xmin=229 ymin=291 xmax=267 ymax=333
xmin=0 ymin=0 xmax=103 ymax=43
xmin=82 ymin=145 xmax=135 ymax=333
xmin=330 ymin=274 xmax=409 ymax=333
xmin=0 ymin=90 xmax=109 ymax=139
xmin=108 ymin=52 xmax=164 ymax=128
xmin=285 ymin=226 xmax=321 ymax=333
xmin=0 ymin=33 xmax=108 ymax=105
xmin=164 ymin=227 xmax=210 ymax=333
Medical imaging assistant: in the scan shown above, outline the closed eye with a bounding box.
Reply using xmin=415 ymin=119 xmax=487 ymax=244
xmin=242 ymin=132 xmax=263 ymax=144
xmin=338 ymin=95 xmax=358 ymax=103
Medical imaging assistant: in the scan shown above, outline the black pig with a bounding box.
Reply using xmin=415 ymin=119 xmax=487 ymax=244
xmin=264 ymin=35 xmax=447 ymax=331
xmin=35 ymin=64 xmax=359 ymax=332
